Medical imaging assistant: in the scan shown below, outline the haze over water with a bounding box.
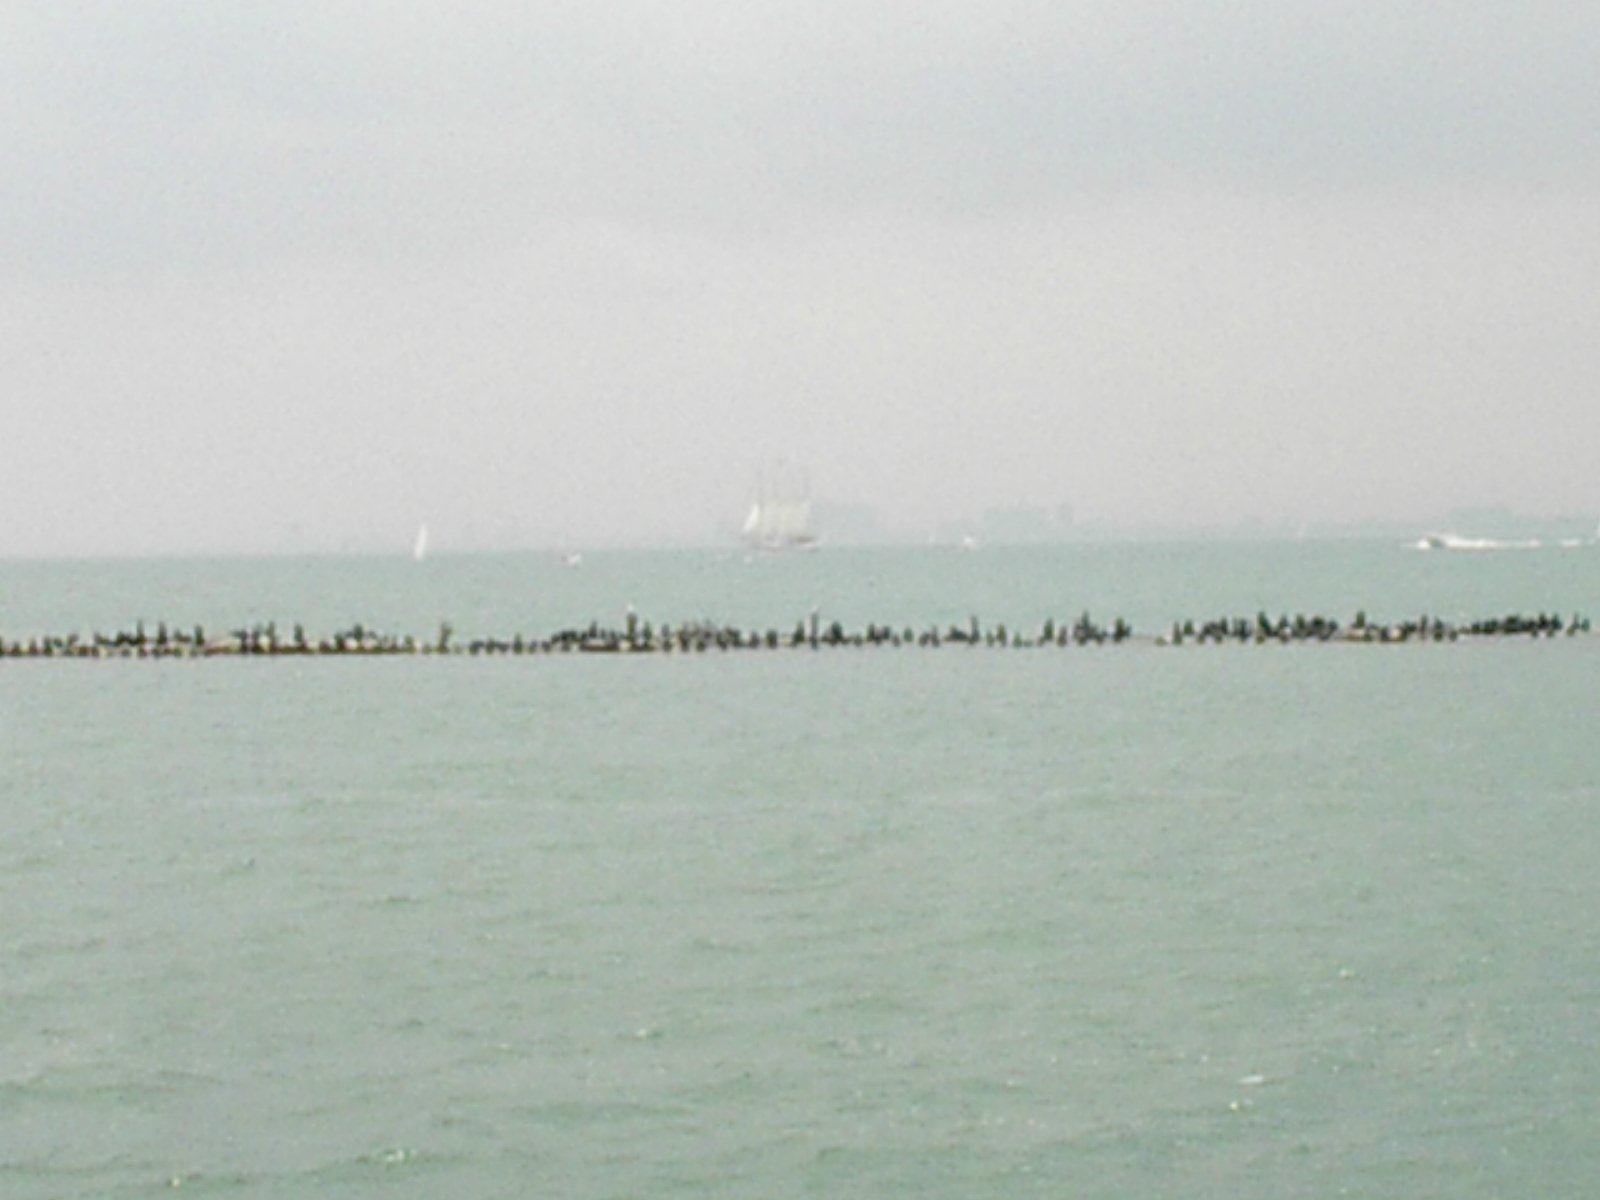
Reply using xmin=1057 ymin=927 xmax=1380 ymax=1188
xmin=3 ymin=542 xmax=1598 ymax=1198
xmin=5 ymin=5 xmax=1600 ymax=557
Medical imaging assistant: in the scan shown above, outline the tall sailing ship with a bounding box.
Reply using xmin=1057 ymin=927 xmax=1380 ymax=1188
xmin=741 ymin=463 xmax=819 ymax=551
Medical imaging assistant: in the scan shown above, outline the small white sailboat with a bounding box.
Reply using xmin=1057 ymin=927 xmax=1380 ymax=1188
xmin=412 ymin=523 xmax=429 ymax=562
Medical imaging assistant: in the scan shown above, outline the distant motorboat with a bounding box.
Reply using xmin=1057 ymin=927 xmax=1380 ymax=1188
xmin=1416 ymin=532 xmax=1541 ymax=552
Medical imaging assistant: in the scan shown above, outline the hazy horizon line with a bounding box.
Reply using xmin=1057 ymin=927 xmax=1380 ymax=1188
xmin=5 ymin=510 xmax=1596 ymax=564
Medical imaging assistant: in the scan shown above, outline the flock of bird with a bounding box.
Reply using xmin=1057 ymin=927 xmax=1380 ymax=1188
xmin=0 ymin=608 xmax=1589 ymax=660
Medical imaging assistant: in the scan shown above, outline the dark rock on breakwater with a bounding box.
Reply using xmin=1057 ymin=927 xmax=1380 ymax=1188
xmin=0 ymin=609 xmax=1590 ymax=660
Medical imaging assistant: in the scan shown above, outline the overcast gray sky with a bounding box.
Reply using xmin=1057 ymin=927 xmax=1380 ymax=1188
xmin=3 ymin=1 xmax=1596 ymax=555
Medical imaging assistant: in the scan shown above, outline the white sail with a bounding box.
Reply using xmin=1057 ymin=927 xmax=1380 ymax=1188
xmin=412 ymin=523 xmax=429 ymax=561
xmin=742 ymin=464 xmax=818 ymax=550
